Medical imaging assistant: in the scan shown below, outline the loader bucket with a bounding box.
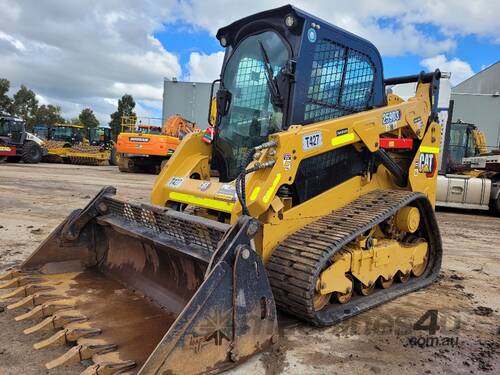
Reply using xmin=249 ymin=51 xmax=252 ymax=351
xmin=1 ymin=187 xmax=278 ymax=374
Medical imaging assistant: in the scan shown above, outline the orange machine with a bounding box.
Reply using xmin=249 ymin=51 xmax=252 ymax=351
xmin=116 ymin=115 xmax=199 ymax=173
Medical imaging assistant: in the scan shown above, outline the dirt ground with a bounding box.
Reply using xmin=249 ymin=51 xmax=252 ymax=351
xmin=0 ymin=162 xmax=499 ymax=375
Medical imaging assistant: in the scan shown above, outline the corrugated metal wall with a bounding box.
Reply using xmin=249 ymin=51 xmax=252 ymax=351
xmin=451 ymin=62 xmax=500 ymax=150
xmin=162 ymin=80 xmax=218 ymax=129
xmin=451 ymin=94 xmax=500 ymax=149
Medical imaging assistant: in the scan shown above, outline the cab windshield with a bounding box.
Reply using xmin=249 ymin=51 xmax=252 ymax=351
xmin=449 ymin=124 xmax=476 ymax=162
xmin=51 ymin=127 xmax=84 ymax=143
xmin=89 ymin=128 xmax=110 ymax=145
xmin=216 ymin=30 xmax=289 ymax=179
xmin=0 ymin=118 xmax=23 ymax=137
xmin=137 ymin=126 xmax=161 ymax=134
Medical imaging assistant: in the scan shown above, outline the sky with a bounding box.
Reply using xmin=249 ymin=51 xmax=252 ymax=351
xmin=0 ymin=0 xmax=499 ymax=125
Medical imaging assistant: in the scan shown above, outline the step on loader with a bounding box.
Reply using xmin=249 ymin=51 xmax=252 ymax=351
xmin=1 ymin=5 xmax=443 ymax=374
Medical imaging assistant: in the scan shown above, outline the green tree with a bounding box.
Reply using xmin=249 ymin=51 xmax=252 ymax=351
xmin=0 ymin=78 xmax=12 ymax=114
xmin=33 ymin=104 xmax=65 ymax=126
xmin=78 ymin=107 xmax=99 ymax=129
xmin=109 ymin=94 xmax=135 ymax=140
xmin=11 ymin=85 xmax=38 ymax=130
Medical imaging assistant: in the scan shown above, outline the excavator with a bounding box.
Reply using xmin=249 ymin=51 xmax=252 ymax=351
xmin=0 ymin=5 xmax=443 ymax=374
xmin=117 ymin=115 xmax=199 ymax=173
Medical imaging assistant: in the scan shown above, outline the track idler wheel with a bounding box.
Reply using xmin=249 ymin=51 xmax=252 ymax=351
xmin=354 ymin=279 xmax=375 ymax=296
xmin=397 ymin=271 xmax=411 ymax=283
xmin=378 ymin=276 xmax=394 ymax=289
xmin=334 ymin=274 xmax=353 ymax=304
xmin=313 ymin=291 xmax=331 ymax=311
xmin=412 ymin=247 xmax=429 ymax=277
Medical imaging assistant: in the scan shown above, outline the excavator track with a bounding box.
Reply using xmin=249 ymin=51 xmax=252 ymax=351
xmin=267 ymin=189 xmax=442 ymax=326
xmin=117 ymin=156 xmax=138 ymax=172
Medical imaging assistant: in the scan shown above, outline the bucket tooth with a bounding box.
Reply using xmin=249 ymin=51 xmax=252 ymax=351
xmin=80 ymin=360 xmax=136 ymax=375
xmin=34 ymin=327 xmax=102 ymax=349
xmin=0 ymin=284 xmax=52 ymax=301
xmin=15 ymin=303 xmax=73 ymax=321
xmin=45 ymin=344 xmax=118 ymax=370
xmin=0 ymin=276 xmax=38 ymax=289
xmin=24 ymin=313 xmax=87 ymax=335
xmin=7 ymin=293 xmax=59 ymax=310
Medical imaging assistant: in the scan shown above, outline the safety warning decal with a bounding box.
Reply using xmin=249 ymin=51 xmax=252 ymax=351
xmin=167 ymin=176 xmax=184 ymax=188
xmin=283 ymin=153 xmax=292 ymax=171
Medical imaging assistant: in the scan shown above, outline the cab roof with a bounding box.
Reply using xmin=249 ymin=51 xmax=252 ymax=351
xmin=216 ymin=4 xmax=381 ymax=58
xmin=54 ymin=123 xmax=85 ymax=129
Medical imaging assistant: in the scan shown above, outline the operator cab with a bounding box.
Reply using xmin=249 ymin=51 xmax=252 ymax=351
xmin=49 ymin=124 xmax=85 ymax=144
xmin=89 ymin=127 xmax=112 ymax=147
xmin=445 ymin=121 xmax=482 ymax=172
xmin=211 ymin=4 xmax=385 ymax=181
xmin=0 ymin=115 xmax=26 ymax=144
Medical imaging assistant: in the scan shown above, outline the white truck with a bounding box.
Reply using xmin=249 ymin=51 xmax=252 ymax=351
xmin=389 ymin=75 xmax=500 ymax=214
xmin=437 ymin=120 xmax=500 ymax=213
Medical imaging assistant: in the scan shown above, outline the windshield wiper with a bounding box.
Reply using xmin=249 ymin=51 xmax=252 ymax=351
xmin=258 ymin=40 xmax=283 ymax=108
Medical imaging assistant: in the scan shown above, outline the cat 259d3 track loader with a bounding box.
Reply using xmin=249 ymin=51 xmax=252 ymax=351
xmin=0 ymin=5 xmax=443 ymax=375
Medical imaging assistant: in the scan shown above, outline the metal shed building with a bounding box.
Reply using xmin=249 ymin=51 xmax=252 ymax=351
xmin=162 ymin=79 xmax=216 ymax=129
xmin=451 ymin=62 xmax=500 ymax=150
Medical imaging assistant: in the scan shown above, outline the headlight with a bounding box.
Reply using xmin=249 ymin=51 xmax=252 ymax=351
xmin=220 ymin=36 xmax=228 ymax=47
xmin=284 ymin=14 xmax=296 ymax=28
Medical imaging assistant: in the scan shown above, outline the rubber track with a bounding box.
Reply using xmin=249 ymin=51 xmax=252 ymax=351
xmin=267 ymin=189 xmax=442 ymax=326
xmin=118 ymin=156 xmax=135 ymax=172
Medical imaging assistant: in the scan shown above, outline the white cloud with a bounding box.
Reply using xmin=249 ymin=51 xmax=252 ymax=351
xmin=110 ymin=82 xmax=163 ymax=102
xmin=35 ymin=94 xmax=49 ymax=106
xmin=177 ymin=0 xmax=500 ymax=55
xmin=0 ymin=31 xmax=25 ymax=51
xmin=420 ymin=55 xmax=475 ymax=85
xmin=187 ymin=52 xmax=224 ymax=82
xmin=401 ymin=1 xmax=500 ymax=43
xmin=0 ymin=0 xmax=180 ymax=124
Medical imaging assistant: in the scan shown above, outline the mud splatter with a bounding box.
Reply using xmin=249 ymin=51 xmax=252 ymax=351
xmin=474 ymin=306 xmax=494 ymax=317
xmin=469 ymin=340 xmax=500 ymax=372
xmin=261 ymin=343 xmax=288 ymax=375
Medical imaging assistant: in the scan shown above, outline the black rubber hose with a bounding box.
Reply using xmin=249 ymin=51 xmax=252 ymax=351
xmin=236 ymin=149 xmax=256 ymax=216
xmin=374 ymin=149 xmax=408 ymax=187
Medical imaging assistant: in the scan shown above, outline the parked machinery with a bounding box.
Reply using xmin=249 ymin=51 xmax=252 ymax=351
xmin=0 ymin=113 xmax=46 ymax=164
xmin=41 ymin=123 xmax=115 ymax=166
xmin=116 ymin=115 xmax=199 ymax=173
xmin=437 ymin=120 xmax=500 ymax=213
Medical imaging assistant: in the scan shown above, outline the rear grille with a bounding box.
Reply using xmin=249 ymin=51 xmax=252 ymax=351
xmin=104 ymin=197 xmax=229 ymax=255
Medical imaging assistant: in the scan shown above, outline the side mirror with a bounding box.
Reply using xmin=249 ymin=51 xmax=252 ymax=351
xmin=216 ymin=88 xmax=232 ymax=117
xmin=208 ymin=79 xmax=220 ymax=127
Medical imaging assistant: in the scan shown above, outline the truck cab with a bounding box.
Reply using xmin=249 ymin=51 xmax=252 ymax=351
xmin=437 ymin=120 xmax=500 ymax=213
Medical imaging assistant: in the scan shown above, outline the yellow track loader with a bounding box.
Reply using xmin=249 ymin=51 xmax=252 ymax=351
xmin=1 ymin=5 xmax=443 ymax=374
